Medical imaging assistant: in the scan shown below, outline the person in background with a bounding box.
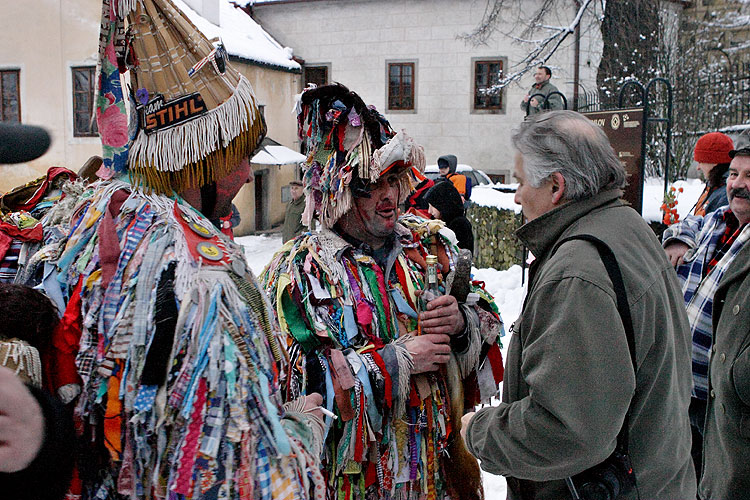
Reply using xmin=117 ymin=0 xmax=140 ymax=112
xmin=219 ymin=202 xmax=241 ymax=239
xmin=424 ymin=180 xmax=474 ymax=253
xmin=437 ymin=154 xmax=472 ymax=203
xmin=462 ymin=110 xmax=695 ymax=500
xmin=521 ymin=66 xmax=564 ymax=116
xmin=282 ymin=179 xmax=306 ymax=242
xmin=691 ymin=132 xmax=733 ymax=216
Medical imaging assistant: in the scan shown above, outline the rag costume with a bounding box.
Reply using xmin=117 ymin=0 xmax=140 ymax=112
xmin=47 ymin=182 xmax=324 ymax=500
xmin=466 ymin=189 xmax=695 ymax=500
xmin=0 ymin=167 xmax=78 ymax=283
xmin=262 ymin=84 xmax=504 ymax=500
xmin=19 ymin=1 xmax=325 ymax=498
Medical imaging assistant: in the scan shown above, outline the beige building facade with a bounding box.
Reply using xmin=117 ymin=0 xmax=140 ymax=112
xmin=0 ymin=0 xmax=303 ymax=234
xmin=253 ymin=0 xmax=603 ymax=182
xmin=0 ymin=0 xmax=102 ymax=191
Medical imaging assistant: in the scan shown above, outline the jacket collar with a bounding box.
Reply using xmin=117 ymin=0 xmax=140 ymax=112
xmin=715 ymin=224 xmax=750 ymax=292
xmin=516 ymin=188 xmax=624 ymax=259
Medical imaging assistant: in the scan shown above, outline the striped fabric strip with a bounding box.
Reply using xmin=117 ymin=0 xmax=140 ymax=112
xmin=100 ymin=203 xmax=154 ymax=345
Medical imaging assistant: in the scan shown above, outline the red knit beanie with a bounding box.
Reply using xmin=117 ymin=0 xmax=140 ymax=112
xmin=694 ymin=132 xmax=734 ymax=164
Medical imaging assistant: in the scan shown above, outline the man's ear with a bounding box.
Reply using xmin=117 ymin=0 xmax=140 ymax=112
xmin=550 ymin=172 xmax=566 ymax=205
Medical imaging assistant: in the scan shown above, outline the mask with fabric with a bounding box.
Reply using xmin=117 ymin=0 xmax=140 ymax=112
xmin=296 ymin=83 xmax=425 ymax=229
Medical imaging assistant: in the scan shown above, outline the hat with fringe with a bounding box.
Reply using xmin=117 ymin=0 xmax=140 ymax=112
xmin=297 ymin=83 xmax=425 ymax=228
xmin=95 ymin=0 xmax=266 ymax=193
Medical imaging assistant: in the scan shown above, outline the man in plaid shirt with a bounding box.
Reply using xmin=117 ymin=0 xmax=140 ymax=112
xmin=663 ymin=142 xmax=750 ymax=482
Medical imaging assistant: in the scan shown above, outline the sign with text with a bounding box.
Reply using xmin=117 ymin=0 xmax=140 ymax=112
xmin=138 ymin=93 xmax=207 ymax=134
xmin=583 ymin=108 xmax=644 ymax=213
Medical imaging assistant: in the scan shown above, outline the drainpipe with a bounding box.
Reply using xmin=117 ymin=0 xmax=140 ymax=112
xmin=573 ymin=0 xmax=583 ymax=111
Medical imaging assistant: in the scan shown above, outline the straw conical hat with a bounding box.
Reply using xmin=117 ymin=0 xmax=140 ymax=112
xmin=100 ymin=0 xmax=266 ymax=193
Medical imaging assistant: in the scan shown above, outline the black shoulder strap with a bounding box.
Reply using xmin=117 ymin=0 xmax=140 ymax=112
xmin=553 ymin=234 xmax=636 ymax=453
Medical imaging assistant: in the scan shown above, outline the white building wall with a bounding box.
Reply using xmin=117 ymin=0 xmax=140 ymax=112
xmin=254 ymin=0 xmax=602 ymax=180
xmin=0 ymin=0 xmax=302 ymax=198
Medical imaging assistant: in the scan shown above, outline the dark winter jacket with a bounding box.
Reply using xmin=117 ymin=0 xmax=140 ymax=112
xmin=423 ymin=181 xmax=474 ymax=253
xmin=465 ymin=189 xmax=696 ymax=500
xmin=699 ymin=240 xmax=750 ymax=499
xmin=0 ymin=385 xmax=75 ymax=500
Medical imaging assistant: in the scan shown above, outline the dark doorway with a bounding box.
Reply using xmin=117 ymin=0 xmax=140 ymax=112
xmin=254 ymin=170 xmax=267 ymax=232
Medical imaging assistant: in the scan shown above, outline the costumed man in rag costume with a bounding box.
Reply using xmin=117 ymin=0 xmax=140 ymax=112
xmin=35 ymin=1 xmax=327 ymax=499
xmin=261 ymin=84 xmax=505 ymax=500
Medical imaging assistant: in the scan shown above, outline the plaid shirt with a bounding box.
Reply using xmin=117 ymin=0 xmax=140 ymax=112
xmin=663 ymin=208 xmax=750 ymax=400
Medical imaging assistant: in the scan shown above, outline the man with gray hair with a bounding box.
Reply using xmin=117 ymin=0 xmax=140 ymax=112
xmin=461 ymin=110 xmax=695 ymax=499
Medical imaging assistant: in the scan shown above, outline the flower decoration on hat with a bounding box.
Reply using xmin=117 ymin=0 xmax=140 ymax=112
xmin=95 ymin=0 xmax=266 ymax=193
xmin=297 ymin=83 xmax=425 ymax=228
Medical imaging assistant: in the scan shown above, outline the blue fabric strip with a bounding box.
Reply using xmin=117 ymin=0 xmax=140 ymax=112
xmin=390 ymin=288 xmax=418 ymax=318
xmin=343 ymin=304 xmax=359 ymax=340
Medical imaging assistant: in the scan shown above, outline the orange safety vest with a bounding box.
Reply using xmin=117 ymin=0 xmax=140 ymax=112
xmin=446 ymin=173 xmax=468 ymax=197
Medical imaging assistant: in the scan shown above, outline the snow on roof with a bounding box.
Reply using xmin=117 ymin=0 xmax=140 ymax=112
xmin=172 ymin=0 xmax=301 ymax=72
xmin=252 ymin=144 xmax=306 ymax=165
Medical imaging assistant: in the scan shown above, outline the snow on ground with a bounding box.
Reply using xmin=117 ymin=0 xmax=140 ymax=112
xmin=236 ymin=176 xmax=707 ymax=500
xmin=641 ymin=177 xmax=706 ymax=223
xmin=473 ymin=177 xmax=708 ymax=224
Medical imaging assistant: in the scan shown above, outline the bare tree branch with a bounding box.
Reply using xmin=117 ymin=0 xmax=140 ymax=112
xmin=483 ymin=0 xmax=595 ymax=90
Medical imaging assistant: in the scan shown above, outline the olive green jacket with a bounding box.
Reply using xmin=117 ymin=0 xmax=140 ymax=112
xmin=521 ymin=80 xmax=564 ymax=115
xmin=465 ymin=189 xmax=695 ymax=500
xmin=700 ymin=240 xmax=750 ymax=499
xmin=282 ymin=195 xmax=305 ymax=243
